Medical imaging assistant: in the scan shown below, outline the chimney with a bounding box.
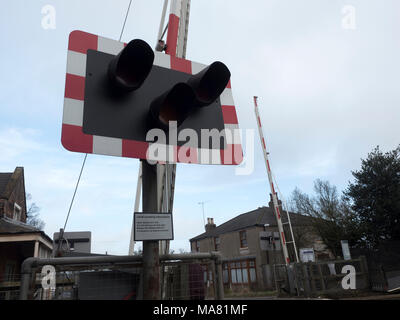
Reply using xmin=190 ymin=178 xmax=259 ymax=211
xmin=205 ymin=217 xmax=216 ymax=232
xmin=268 ymin=193 xmax=282 ymax=209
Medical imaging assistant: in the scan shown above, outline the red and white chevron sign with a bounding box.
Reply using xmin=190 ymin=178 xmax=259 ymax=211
xmin=61 ymin=30 xmax=242 ymax=165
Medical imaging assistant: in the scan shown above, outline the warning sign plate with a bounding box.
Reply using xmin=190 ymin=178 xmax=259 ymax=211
xmin=134 ymin=212 xmax=174 ymax=241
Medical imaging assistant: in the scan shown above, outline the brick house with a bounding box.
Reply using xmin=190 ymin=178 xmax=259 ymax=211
xmin=189 ymin=203 xmax=333 ymax=292
xmin=0 ymin=167 xmax=27 ymax=222
xmin=0 ymin=167 xmax=53 ymax=299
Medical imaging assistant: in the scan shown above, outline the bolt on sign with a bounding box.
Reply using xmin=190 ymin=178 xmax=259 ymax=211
xmin=62 ymin=30 xmax=242 ymax=165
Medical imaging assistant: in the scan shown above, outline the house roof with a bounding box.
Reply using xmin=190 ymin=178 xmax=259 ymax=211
xmin=0 ymin=216 xmax=38 ymax=233
xmin=189 ymin=206 xmax=313 ymax=242
xmin=0 ymin=216 xmax=53 ymax=244
xmin=0 ymin=173 xmax=12 ymax=197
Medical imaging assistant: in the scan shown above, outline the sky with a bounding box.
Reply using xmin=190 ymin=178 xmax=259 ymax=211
xmin=0 ymin=0 xmax=399 ymax=254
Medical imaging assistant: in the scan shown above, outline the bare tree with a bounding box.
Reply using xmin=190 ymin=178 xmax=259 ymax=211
xmin=291 ymin=180 xmax=363 ymax=257
xmin=26 ymin=193 xmax=45 ymax=230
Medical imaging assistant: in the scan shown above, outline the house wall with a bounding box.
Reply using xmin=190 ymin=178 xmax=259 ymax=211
xmin=191 ymin=226 xmax=285 ymax=290
xmin=0 ymin=169 xmax=27 ymax=223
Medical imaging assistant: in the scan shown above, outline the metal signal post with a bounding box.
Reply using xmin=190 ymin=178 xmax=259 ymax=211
xmin=129 ymin=0 xmax=191 ymax=257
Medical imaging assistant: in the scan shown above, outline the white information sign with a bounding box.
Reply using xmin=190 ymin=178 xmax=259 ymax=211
xmin=341 ymin=240 xmax=352 ymax=260
xmin=300 ymin=248 xmax=315 ymax=262
xmin=134 ymin=213 xmax=174 ymax=241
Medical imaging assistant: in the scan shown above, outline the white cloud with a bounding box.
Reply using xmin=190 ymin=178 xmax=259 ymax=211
xmin=0 ymin=127 xmax=45 ymax=160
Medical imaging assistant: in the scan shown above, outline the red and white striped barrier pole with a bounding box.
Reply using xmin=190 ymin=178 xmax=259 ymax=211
xmin=254 ymin=96 xmax=290 ymax=265
xmin=160 ymin=0 xmax=183 ymax=257
xmin=166 ymin=0 xmax=181 ymax=57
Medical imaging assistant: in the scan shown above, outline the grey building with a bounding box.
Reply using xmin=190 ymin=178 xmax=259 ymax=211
xmin=189 ymin=204 xmax=332 ymax=291
xmin=53 ymin=231 xmax=91 ymax=255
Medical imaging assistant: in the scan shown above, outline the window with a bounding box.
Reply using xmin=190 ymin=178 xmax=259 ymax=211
xmin=13 ymin=203 xmax=21 ymax=221
xmin=242 ymin=267 xmax=248 ymax=283
xmin=236 ymin=268 xmax=243 ymax=283
xmin=201 ymin=265 xmax=214 ymax=285
xmin=214 ymin=237 xmax=220 ymax=251
xmin=239 ymin=230 xmax=247 ymax=248
xmin=231 ymin=269 xmax=237 ymax=283
xmin=249 ymin=268 xmax=257 ymax=282
xmin=5 ymin=262 xmax=16 ymax=282
xmin=39 ymin=246 xmax=50 ymax=259
xmin=226 ymin=259 xmax=257 ymax=285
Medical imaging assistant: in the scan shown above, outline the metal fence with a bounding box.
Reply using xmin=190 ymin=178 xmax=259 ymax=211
xmin=2 ymin=253 xmax=224 ymax=300
xmin=0 ymin=273 xmax=21 ymax=300
xmin=352 ymin=241 xmax=400 ymax=292
xmin=161 ymin=259 xmax=218 ymax=300
xmin=36 ymin=267 xmax=143 ymax=300
xmin=273 ymin=256 xmax=369 ymax=297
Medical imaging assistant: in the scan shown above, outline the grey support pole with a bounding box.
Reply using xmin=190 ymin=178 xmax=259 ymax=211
xmin=19 ymin=273 xmax=32 ymax=300
xmin=141 ymin=160 xmax=160 ymax=299
xmin=19 ymin=257 xmax=36 ymax=300
xmin=215 ymin=259 xmax=224 ymax=300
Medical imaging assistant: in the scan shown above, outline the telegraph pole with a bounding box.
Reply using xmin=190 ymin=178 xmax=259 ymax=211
xmin=140 ymin=0 xmax=172 ymax=300
xmin=141 ymin=160 xmax=160 ymax=299
xmin=129 ymin=0 xmax=169 ymax=257
xmin=142 ymin=0 xmax=189 ymax=300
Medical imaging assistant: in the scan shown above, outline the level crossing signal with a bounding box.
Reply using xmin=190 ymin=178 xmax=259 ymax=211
xmin=62 ymin=30 xmax=242 ymax=165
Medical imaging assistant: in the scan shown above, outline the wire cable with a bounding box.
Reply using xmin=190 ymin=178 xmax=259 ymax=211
xmin=56 ymin=153 xmax=87 ymax=255
xmin=63 ymin=153 xmax=88 ymax=231
xmin=119 ymin=0 xmax=133 ymax=41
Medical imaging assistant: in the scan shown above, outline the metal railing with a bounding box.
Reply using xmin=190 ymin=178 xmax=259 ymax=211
xmin=18 ymin=252 xmax=224 ymax=300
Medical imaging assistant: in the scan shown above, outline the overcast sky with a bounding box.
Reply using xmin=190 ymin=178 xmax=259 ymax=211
xmin=1 ymin=0 xmax=399 ymax=254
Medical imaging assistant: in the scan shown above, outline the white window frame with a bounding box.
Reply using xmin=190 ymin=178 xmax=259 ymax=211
xmin=214 ymin=236 xmax=220 ymax=251
xmin=13 ymin=203 xmax=22 ymax=221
